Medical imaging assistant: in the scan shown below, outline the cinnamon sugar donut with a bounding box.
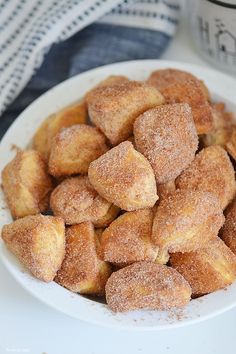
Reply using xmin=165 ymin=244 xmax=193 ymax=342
xmin=100 ymin=209 xmax=158 ymax=266
xmin=152 ymin=189 xmax=225 ymax=263
xmin=49 ymin=124 xmax=108 ymax=177
xmin=1 ymin=215 xmax=65 ymax=282
xmin=87 ymin=80 xmax=164 ymax=145
xmin=84 ymin=75 xmax=129 ymax=101
xmin=202 ymin=102 xmax=235 ymax=149
xmin=105 ymin=261 xmax=191 ymax=312
xmin=88 ymin=141 xmax=158 ymax=211
xmin=33 ymin=100 xmax=87 ymax=160
xmin=170 ymin=238 xmax=236 ymax=296
xmin=2 ymin=150 xmax=53 ymax=219
xmin=55 ymin=222 xmax=111 ymax=294
xmin=50 ymin=176 xmax=116 ymax=226
xmin=176 ymin=145 xmax=236 ymax=209
xmin=147 ymin=68 xmax=210 ymax=101
xmin=147 ymin=69 xmax=213 ymax=134
xmin=134 ymin=103 xmax=198 ymax=184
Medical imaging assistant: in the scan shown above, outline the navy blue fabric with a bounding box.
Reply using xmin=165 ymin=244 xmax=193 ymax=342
xmin=0 ymin=23 xmax=171 ymax=138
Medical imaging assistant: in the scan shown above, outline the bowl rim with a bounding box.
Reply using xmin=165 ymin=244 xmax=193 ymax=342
xmin=1 ymin=59 xmax=236 ymax=330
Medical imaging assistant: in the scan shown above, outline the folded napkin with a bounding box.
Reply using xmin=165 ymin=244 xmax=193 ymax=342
xmin=0 ymin=0 xmax=180 ymax=136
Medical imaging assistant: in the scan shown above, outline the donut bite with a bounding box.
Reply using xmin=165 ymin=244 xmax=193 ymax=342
xmin=1 ymin=215 xmax=65 ymax=282
xmin=49 ymin=124 xmax=108 ymax=177
xmin=88 ymin=141 xmax=158 ymax=211
xmin=176 ymin=145 xmax=236 ymax=209
xmin=134 ymin=103 xmax=198 ymax=184
xmin=152 ymin=189 xmax=225 ymax=264
xmin=84 ymin=75 xmax=129 ymax=100
xmin=2 ymin=150 xmax=53 ymax=219
xmin=202 ymin=102 xmax=235 ymax=149
xmin=50 ymin=176 xmax=119 ymax=226
xmin=147 ymin=68 xmax=210 ymax=101
xmin=170 ymin=238 xmax=236 ymax=296
xmin=105 ymin=261 xmax=191 ymax=312
xmin=55 ymin=222 xmax=111 ymax=295
xmin=100 ymin=209 xmax=158 ymax=266
xmin=87 ymin=80 xmax=164 ymax=145
xmin=147 ymin=68 xmax=213 ymax=134
xmin=33 ymin=100 xmax=87 ymax=160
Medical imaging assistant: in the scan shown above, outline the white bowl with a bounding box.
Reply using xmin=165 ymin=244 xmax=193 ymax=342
xmin=1 ymin=60 xmax=236 ymax=330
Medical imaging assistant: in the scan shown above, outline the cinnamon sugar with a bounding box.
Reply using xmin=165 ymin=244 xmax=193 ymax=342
xmin=105 ymin=261 xmax=191 ymax=312
xmin=176 ymin=145 xmax=236 ymax=209
xmin=50 ymin=176 xmax=112 ymax=225
xmin=152 ymin=189 xmax=225 ymax=254
xmin=88 ymin=141 xmax=158 ymax=211
xmin=134 ymin=103 xmax=198 ymax=184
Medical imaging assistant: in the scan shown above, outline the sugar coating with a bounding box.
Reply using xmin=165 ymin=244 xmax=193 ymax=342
xmin=50 ymin=176 xmax=113 ymax=225
xmin=176 ymin=145 xmax=236 ymax=209
xmin=152 ymin=189 xmax=225 ymax=254
xmin=134 ymin=103 xmax=198 ymax=184
xmin=170 ymin=238 xmax=236 ymax=296
xmin=49 ymin=124 xmax=108 ymax=177
xmin=33 ymin=100 xmax=87 ymax=160
xmin=1 ymin=149 xmax=53 ymax=219
xmin=1 ymin=214 xmax=65 ymax=282
xmin=84 ymin=75 xmax=129 ymax=102
xmin=88 ymin=141 xmax=158 ymax=211
xmin=105 ymin=261 xmax=191 ymax=312
xmin=55 ymin=222 xmax=111 ymax=294
xmin=100 ymin=208 xmax=158 ymax=265
xmin=147 ymin=68 xmax=210 ymax=101
xmin=147 ymin=68 xmax=213 ymax=134
xmin=87 ymin=80 xmax=164 ymax=145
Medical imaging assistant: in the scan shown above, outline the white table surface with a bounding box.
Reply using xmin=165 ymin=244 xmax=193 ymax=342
xmin=1 ymin=18 xmax=236 ymax=354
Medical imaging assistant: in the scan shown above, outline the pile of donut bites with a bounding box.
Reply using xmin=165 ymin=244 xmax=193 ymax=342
xmin=2 ymin=68 xmax=236 ymax=314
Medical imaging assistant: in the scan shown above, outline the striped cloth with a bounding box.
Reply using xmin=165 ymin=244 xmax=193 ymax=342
xmin=0 ymin=0 xmax=180 ymax=120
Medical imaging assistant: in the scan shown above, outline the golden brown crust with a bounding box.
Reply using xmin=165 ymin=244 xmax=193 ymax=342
xmin=87 ymin=80 xmax=164 ymax=145
xmin=134 ymin=103 xmax=198 ymax=184
xmin=147 ymin=68 xmax=210 ymax=101
xmin=84 ymin=75 xmax=129 ymax=101
xmin=221 ymin=198 xmax=236 ymax=255
xmin=152 ymin=189 xmax=225 ymax=259
xmin=48 ymin=124 xmax=108 ymax=177
xmin=50 ymin=176 xmax=113 ymax=225
xmin=176 ymin=145 xmax=236 ymax=209
xmin=55 ymin=222 xmax=111 ymax=294
xmin=147 ymin=69 xmax=213 ymax=134
xmin=33 ymin=100 xmax=87 ymax=160
xmin=170 ymin=238 xmax=236 ymax=296
xmin=2 ymin=150 xmax=53 ymax=219
xmin=1 ymin=215 xmax=65 ymax=282
xmin=88 ymin=141 xmax=158 ymax=211
xmin=100 ymin=209 xmax=158 ymax=266
xmin=105 ymin=261 xmax=191 ymax=312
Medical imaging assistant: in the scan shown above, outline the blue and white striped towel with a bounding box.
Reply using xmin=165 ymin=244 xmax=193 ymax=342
xmin=0 ymin=0 xmax=180 ymax=124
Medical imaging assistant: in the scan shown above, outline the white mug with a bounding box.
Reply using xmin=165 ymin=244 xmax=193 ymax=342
xmin=187 ymin=0 xmax=236 ymax=74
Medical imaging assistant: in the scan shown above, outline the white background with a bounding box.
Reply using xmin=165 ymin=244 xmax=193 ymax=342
xmin=1 ymin=17 xmax=236 ymax=354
